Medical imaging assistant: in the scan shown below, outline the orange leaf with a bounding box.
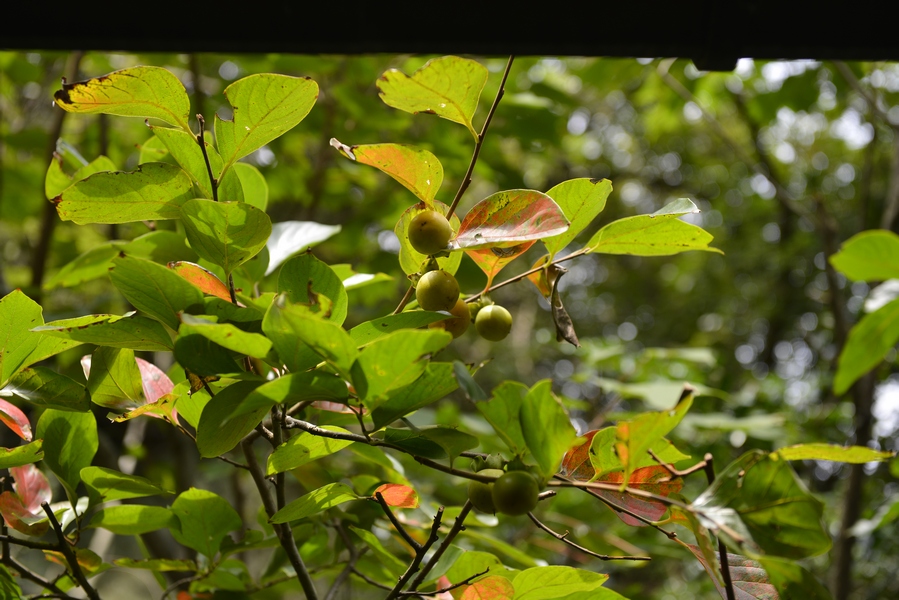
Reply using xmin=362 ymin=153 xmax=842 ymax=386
xmin=452 ymin=190 xmax=568 ymax=250
xmin=374 ymin=483 xmax=419 ymax=509
xmin=465 ymin=242 xmax=535 ymax=288
xmin=591 ymin=465 xmax=683 ymax=527
xmin=459 ymin=575 xmax=514 ymax=600
xmin=168 ymin=261 xmax=231 ymax=302
xmin=560 ymin=430 xmax=598 ymax=482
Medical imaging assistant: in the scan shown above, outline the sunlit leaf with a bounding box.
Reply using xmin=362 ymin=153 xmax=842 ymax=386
xmin=830 ymin=229 xmax=899 ymax=281
xmin=196 ymin=381 xmax=265 ymax=458
xmin=460 ymin=575 xmax=515 ymax=600
xmin=375 ymin=426 xmax=478 ymax=461
xmin=45 ymin=155 xmax=117 ymax=199
xmin=278 ymin=252 xmax=349 ymax=324
xmin=0 ymin=367 xmax=90 ymax=412
xmin=267 ymin=426 xmax=355 ymax=475
xmin=34 ymin=313 xmax=173 ymax=352
xmin=0 ymin=398 xmax=31 ymax=441
xmin=181 ymin=199 xmax=272 ymax=276
xmin=36 ymin=409 xmax=98 ymax=503
xmin=0 ymin=441 xmax=44 ymax=470
xmin=373 ymin=483 xmax=419 ymax=509
xmin=168 ymin=261 xmax=232 ymax=302
xmin=452 ymin=190 xmax=569 ymax=250
xmin=332 ymin=140 xmax=443 ymax=205
xmin=266 ymin=221 xmax=342 ymax=276
xmin=512 ymin=566 xmax=609 ymax=600
xmin=377 ymin=56 xmax=488 ymax=139
xmin=170 ymin=488 xmax=242 ymax=557
xmin=355 ymin=329 xmax=452 ymax=404
xmin=520 ymin=380 xmax=576 ymax=480
xmin=81 ymin=466 xmax=171 ymax=504
xmin=233 ymin=162 xmax=268 ymax=210
xmin=110 ymin=254 xmax=205 ymax=330
xmin=270 ymin=483 xmax=359 ymax=523
xmin=89 ymin=505 xmax=177 ymax=535
xmin=833 ymin=298 xmax=899 ymax=394
xmin=465 ymin=242 xmax=535 ymax=288
xmin=81 ymin=348 xmax=145 ymax=411
xmin=371 ymin=362 xmax=458 ymax=429
xmin=179 ymin=314 xmax=272 ymax=359
xmin=543 ymin=178 xmax=612 ymax=258
xmin=475 ymin=380 xmax=528 ymax=455
xmin=150 ymin=126 xmax=224 ymax=200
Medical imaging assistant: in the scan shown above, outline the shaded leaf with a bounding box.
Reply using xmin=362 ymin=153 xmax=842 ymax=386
xmin=270 ymin=483 xmax=359 ymax=524
xmin=377 ymin=56 xmax=488 ymax=139
xmin=54 ymin=162 xmax=195 ymax=225
xmin=588 ymin=426 xmax=690 ymax=479
xmin=520 ymin=380 xmax=576 ymax=480
xmin=170 ymin=488 xmax=242 ymax=558
xmin=372 ymin=362 xmax=459 ymax=429
xmin=179 ymin=315 xmax=272 ymax=359
xmin=278 ymin=252 xmax=349 ymax=324
xmin=44 ymin=243 xmax=123 ymax=290
xmin=267 ymin=426 xmax=355 ymax=475
xmin=82 ymin=348 xmax=145 ymax=411
xmin=373 ymin=483 xmax=419 ymax=509
xmin=833 ymin=298 xmax=899 ymax=394
xmin=196 ymin=381 xmax=265 ymax=458
xmin=151 ymin=126 xmax=223 ymax=199
xmin=760 ymin=556 xmax=832 ymax=599
xmin=45 ymin=154 xmax=117 ymax=199
xmin=560 ymin=430 xmax=598 ymax=482
xmin=266 ymin=221 xmax=341 ymax=276
xmin=460 ymin=575 xmax=514 ymax=600
xmin=830 ymin=229 xmax=899 ymax=281
xmin=36 ymin=409 xmax=98 ymax=503
xmin=347 ymin=525 xmax=407 ymax=577
xmin=349 ymin=312 xmax=449 ymax=348
xmin=591 ymin=466 xmax=683 ymax=526
xmin=114 ymin=558 xmax=197 ymax=571
xmin=475 ymin=380 xmax=528 ymax=455
xmin=550 ymin=268 xmax=580 ymax=347
xmin=81 ymin=466 xmax=170 ymax=505
xmin=181 ymin=199 xmax=272 ymax=275
xmin=0 ymin=398 xmax=31 ymax=441
xmin=233 ymin=162 xmax=268 ymax=210
xmin=452 ymin=190 xmax=569 ymax=250
xmin=54 ymin=66 xmax=191 ymax=130
xmin=88 ymin=505 xmax=177 ymax=535
xmin=374 ymin=426 xmax=478 ymax=461
xmin=229 ymin=371 xmax=347 ymax=421
xmin=332 ymin=140 xmax=443 ymax=205
xmin=1 ymin=367 xmax=90 ymax=412
xmin=35 ymin=312 xmax=173 ymax=352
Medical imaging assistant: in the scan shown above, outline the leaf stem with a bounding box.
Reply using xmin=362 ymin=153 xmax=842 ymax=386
xmin=41 ymin=503 xmax=99 ymax=600
xmin=446 ymin=56 xmax=514 ymax=221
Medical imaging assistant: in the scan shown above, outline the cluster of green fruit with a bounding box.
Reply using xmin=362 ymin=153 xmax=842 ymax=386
xmin=466 ymin=456 xmax=542 ymax=516
xmin=408 ymin=210 xmax=513 ymax=342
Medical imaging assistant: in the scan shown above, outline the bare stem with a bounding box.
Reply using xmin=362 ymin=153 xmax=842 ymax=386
xmin=409 ymin=502 xmax=472 ymax=591
xmin=446 ymin=56 xmax=515 ymax=221
xmin=4 ymin=556 xmax=74 ymax=599
xmin=374 ymin=492 xmax=421 ymax=551
xmin=700 ymin=455 xmax=736 ymax=600
xmin=392 ymin=284 xmax=416 ymax=315
xmin=41 ymin=503 xmax=99 ymax=600
xmin=398 ymin=568 xmax=489 ymax=597
xmin=385 ymin=507 xmax=445 ymax=600
xmin=527 ymin=512 xmax=650 ymax=561
xmin=466 ymin=248 xmax=588 ymax=304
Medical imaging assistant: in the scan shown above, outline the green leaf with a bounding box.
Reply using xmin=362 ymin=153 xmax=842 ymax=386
xmin=54 ymin=66 xmax=191 ymax=131
xmin=588 ymin=427 xmax=690 ymax=478
xmin=375 ymin=426 xmax=478 ymax=461
xmin=349 ymin=312 xmax=449 ymax=348
xmin=114 ymin=558 xmax=197 ymax=572
xmin=124 ymin=230 xmax=199 ymax=264
xmin=587 ymin=198 xmax=721 ymax=256
xmin=179 ymin=315 xmax=272 ymax=359
xmin=0 ymin=565 xmax=22 ymax=599
xmin=138 ymin=134 xmax=170 ymax=164
xmin=266 ymin=221 xmax=341 ymax=276
xmin=759 ymin=556 xmax=833 ymax=599
xmin=520 ymin=380 xmax=576 ymax=480
xmin=270 ymin=483 xmax=359 ymax=524
xmin=694 ymin=451 xmax=831 ymax=559
xmin=377 ymin=56 xmax=488 ymax=139
xmin=445 ymin=550 xmax=510 ymax=583
xmin=475 ymin=381 xmax=528 ymax=455
xmin=834 ymin=298 xmax=899 ymax=394
xmin=278 ymin=252 xmax=349 ymax=324
xmin=36 ymin=409 xmax=98 ymax=503
xmin=88 ymin=505 xmax=176 ymax=535
xmin=267 ymin=427 xmax=355 ymax=475
xmin=233 ymin=162 xmax=268 ymax=211
xmin=45 ymin=155 xmax=118 ymax=199
xmin=355 ymin=329 xmax=452 ymax=403
xmin=169 ymin=488 xmax=242 ymax=557
xmin=54 ymin=162 xmax=195 ymax=225
xmin=0 ymin=440 xmax=44 ymax=470
xmin=35 ymin=313 xmax=173 ymax=352
xmin=262 ymin=297 xmax=354 ymax=376
xmin=44 ymin=243 xmax=123 ymax=290
xmin=347 ymin=525 xmax=407 ymax=577
xmin=1 ymin=367 xmax=90 ymax=412
xmin=173 ymin=334 xmax=242 ymax=377
xmin=228 ymin=371 xmax=348 ymax=421
xmin=512 ymin=566 xmax=609 ymax=599
xmin=615 ymin=388 xmax=693 ymax=483
xmin=196 ymin=381 xmax=265 ymax=458
xmin=372 ymin=363 xmax=458 ymax=429
xmin=83 ymin=347 xmax=145 ymax=410
xmin=150 ymin=126 xmax=223 ymax=199
xmin=81 ymin=466 xmax=171 ymax=504
xmin=830 ymin=229 xmax=899 ymax=281
xmin=543 ymin=178 xmax=612 ymax=258
xmin=181 ymin=199 xmax=272 ymax=275
xmin=110 ymin=254 xmax=204 ymax=330
xmin=452 ymin=190 xmax=569 ymax=250
xmin=215 ymin=73 xmax=319 ymax=173
xmin=395 ymin=201 xmax=463 ymax=276
xmin=332 ymin=141 xmax=443 ymax=205
xmin=775 ymin=443 xmax=895 ymax=463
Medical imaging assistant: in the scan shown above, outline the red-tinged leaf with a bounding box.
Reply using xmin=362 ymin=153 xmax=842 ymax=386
xmin=451 ymin=190 xmax=569 ymax=250
xmin=465 ymin=242 xmax=535 ymax=288
xmin=135 ymin=358 xmax=174 ymax=403
xmin=0 ymin=398 xmax=32 ymax=441
xmin=11 ymin=464 xmax=51 ymax=513
xmin=168 ymin=261 xmax=231 ymax=302
xmin=591 ymin=466 xmax=683 ymax=527
xmin=111 ymin=394 xmax=179 ymax=425
xmin=683 ymin=544 xmax=778 ymax=600
xmin=330 ymin=140 xmax=443 ymax=205
xmin=0 ymin=491 xmax=48 ymax=537
xmin=374 ymin=483 xmax=419 ymax=509
xmin=459 ymin=575 xmax=515 ymax=600
xmin=560 ymin=430 xmax=598 ymax=481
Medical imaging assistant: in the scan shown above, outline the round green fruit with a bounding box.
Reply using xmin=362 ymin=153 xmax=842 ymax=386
xmin=491 ymin=470 xmax=539 ymax=516
xmin=416 ymin=270 xmax=460 ymax=312
xmin=468 ymin=469 xmax=504 ymax=514
xmin=408 ymin=210 xmax=452 ymax=256
xmin=475 ymin=305 xmax=513 ymax=341
xmin=429 ymin=297 xmax=471 ymax=338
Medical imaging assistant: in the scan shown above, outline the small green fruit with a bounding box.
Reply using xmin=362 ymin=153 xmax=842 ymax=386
xmin=468 ymin=468 xmax=504 ymax=514
xmin=492 ymin=470 xmax=539 ymax=516
xmin=408 ymin=210 xmax=452 ymax=256
xmin=475 ymin=305 xmax=513 ymax=341
xmin=416 ymin=270 xmax=460 ymax=312
xmin=428 ymin=297 xmax=471 ymax=338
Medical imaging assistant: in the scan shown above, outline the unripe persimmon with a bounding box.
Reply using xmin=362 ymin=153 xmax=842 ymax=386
xmin=416 ymin=270 xmax=460 ymax=312
xmin=408 ymin=210 xmax=452 ymax=256
xmin=475 ymin=305 xmax=512 ymax=341
xmin=468 ymin=468 xmax=504 ymax=514
xmin=429 ymin=297 xmax=471 ymax=338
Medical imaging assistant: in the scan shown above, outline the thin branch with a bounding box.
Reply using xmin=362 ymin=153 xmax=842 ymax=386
xmin=446 ymin=56 xmax=515 ymax=221
xmin=0 ymin=535 xmax=58 ymax=551
xmin=527 ymin=512 xmax=650 ymax=561
xmin=648 ymin=449 xmax=709 ymax=480
xmin=385 ymin=507 xmax=445 ymax=600
xmin=271 ymin=406 xmax=287 ymax=511
xmin=351 ymin=567 xmax=393 ymax=591
xmin=242 ymin=440 xmax=319 ymax=600
xmin=409 ymin=502 xmax=472 ymax=591
xmin=398 ymin=569 xmax=489 ymax=597
xmin=41 ymin=503 xmax=99 ymax=600
xmin=374 ymin=492 xmax=421 ymax=551
xmin=700 ymin=455 xmax=736 ymax=600
xmin=465 ymin=248 xmax=588 ymax=304
xmin=195 ymin=115 xmax=218 ymax=202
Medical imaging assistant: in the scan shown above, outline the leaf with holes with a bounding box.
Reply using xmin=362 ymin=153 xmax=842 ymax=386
xmin=452 ymin=190 xmax=568 ymax=250
xmin=377 ymin=56 xmax=488 ymax=139
xmin=54 ymin=66 xmax=191 ymax=130
xmin=181 ymin=199 xmax=272 ymax=276
xmin=332 ymin=140 xmax=443 ymax=205
xmin=215 ymin=74 xmax=319 ymax=173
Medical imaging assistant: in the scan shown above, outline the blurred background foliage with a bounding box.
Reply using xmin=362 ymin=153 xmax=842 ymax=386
xmin=2 ymin=51 xmax=898 ymax=599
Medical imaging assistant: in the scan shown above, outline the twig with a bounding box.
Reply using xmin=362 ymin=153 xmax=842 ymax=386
xmin=241 ymin=440 xmax=319 ymax=600
xmin=699 ymin=455 xmax=736 ymax=600
xmin=527 ymin=512 xmax=650 ymax=561
xmin=0 ymin=535 xmax=58 ymax=551
xmin=41 ymin=503 xmax=99 ymax=600
xmin=385 ymin=507 xmax=445 ymax=600
xmin=271 ymin=406 xmax=287 ymax=511
xmin=408 ymin=502 xmax=472 ymax=591
xmin=446 ymin=56 xmax=515 ymax=220
xmin=398 ymin=569 xmax=489 ymax=597
xmin=351 ymin=567 xmax=393 ymax=591
xmin=195 ymin=115 xmax=218 ymax=203
xmin=374 ymin=492 xmax=421 ymax=551
xmin=648 ymin=449 xmax=709 ymax=480
xmin=466 ymin=248 xmax=588 ymax=304
xmin=5 ymin=556 xmax=75 ymax=599
xmin=393 ymin=283 xmax=416 ymax=315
